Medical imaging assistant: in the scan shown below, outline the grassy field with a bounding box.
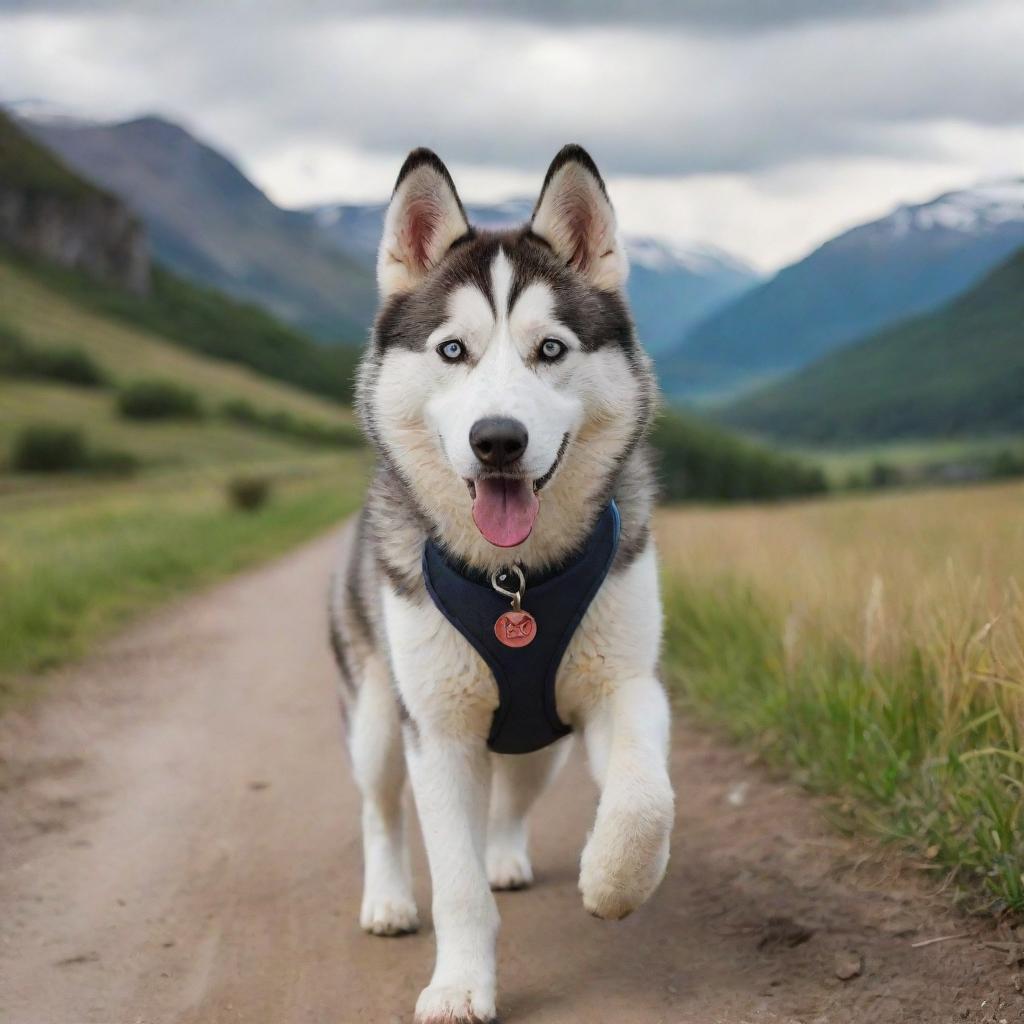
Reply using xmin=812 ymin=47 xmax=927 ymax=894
xmin=0 ymin=247 xmax=374 ymax=706
xmin=658 ymin=481 xmax=1024 ymax=912
xmin=0 ymin=453 xmax=369 ymax=709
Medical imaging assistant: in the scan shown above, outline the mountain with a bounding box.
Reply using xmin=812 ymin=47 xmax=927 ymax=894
xmin=0 ymin=109 xmax=149 ymax=293
xmin=716 ymin=247 xmax=1024 ymax=442
xmin=619 ymin=237 xmax=758 ymax=354
xmin=308 ymin=199 xmax=758 ymax=353
xmin=2 ymin=109 xmax=359 ymax=405
xmin=23 ymin=115 xmax=375 ymax=341
xmin=664 ymin=180 xmax=1024 ymax=400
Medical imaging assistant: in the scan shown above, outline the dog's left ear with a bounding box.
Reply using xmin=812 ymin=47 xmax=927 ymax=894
xmin=378 ymin=148 xmax=470 ymax=298
xmin=531 ymin=145 xmax=628 ymax=291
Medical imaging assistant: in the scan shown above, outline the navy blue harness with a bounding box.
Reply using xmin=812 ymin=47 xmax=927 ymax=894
xmin=422 ymin=502 xmax=621 ymax=754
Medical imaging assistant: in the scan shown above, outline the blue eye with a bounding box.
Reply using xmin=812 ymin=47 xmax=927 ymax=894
xmin=539 ymin=338 xmax=567 ymax=362
xmin=438 ymin=340 xmax=465 ymax=362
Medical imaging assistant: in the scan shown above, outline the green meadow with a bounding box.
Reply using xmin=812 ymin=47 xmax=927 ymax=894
xmin=0 ymin=253 xmax=369 ymax=706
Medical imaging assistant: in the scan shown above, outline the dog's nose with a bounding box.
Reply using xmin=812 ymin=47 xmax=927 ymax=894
xmin=470 ymin=417 xmax=528 ymax=469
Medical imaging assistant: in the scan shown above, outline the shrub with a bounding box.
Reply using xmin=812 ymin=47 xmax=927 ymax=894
xmin=227 ymin=475 xmax=272 ymax=512
xmin=0 ymin=325 xmax=30 ymax=375
xmin=991 ymin=449 xmax=1024 ymax=479
xmin=0 ymin=326 xmax=107 ymax=387
xmin=32 ymin=347 xmax=108 ymax=387
xmin=8 ymin=425 xmax=140 ymax=476
xmin=10 ymin=425 xmax=89 ymax=472
xmin=118 ymin=379 xmax=202 ymax=420
xmin=868 ymin=461 xmax=901 ymax=489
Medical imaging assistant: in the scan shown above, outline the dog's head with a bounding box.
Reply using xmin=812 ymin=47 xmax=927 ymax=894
xmin=359 ymin=145 xmax=655 ymax=565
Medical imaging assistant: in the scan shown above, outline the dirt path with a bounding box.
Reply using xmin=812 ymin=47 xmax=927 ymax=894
xmin=1 ymin=528 xmax=1020 ymax=1024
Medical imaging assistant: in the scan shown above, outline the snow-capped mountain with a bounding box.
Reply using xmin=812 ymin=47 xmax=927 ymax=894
xmin=664 ymin=179 xmax=1024 ymax=400
xmin=625 ymin=235 xmax=753 ymax=277
xmin=308 ymin=199 xmax=759 ymax=354
xmin=888 ymin=181 xmax=1024 ymax=235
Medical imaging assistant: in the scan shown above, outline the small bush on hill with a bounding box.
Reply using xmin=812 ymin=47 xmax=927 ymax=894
xmin=991 ymin=449 xmax=1024 ymax=480
xmin=9 ymin=424 xmax=139 ymax=476
xmin=31 ymin=347 xmax=108 ymax=387
xmin=227 ymin=475 xmax=272 ymax=512
xmin=118 ymin=379 xmax=202 ymax=420
xmin=10 ymin=425 xmax=89 ymax=472
xmin=220 ymin=398 xmax=363 ymax=448
xmin=0 ymin=325 xmax=107 ymax=387
xmin=651 ymin=411 xmax=827 ymax=502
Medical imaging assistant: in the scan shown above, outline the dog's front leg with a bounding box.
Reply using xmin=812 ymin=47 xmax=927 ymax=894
xmin=579 ymin=675 xmax=674 ymax=920
xmin=406 ymin=731 xmax=498 ymax=1024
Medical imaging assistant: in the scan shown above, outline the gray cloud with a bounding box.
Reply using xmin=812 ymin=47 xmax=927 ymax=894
xmin=9 ymin=1 xmax=1010 ymax=177
xmin=1 ymin=0 xmax=1021 ymax=267
xmin=0 ymin=0 xmax=975 ymax=31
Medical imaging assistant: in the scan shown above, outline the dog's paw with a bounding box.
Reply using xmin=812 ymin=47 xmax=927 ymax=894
xmin=414 ymin=983 xmax=496 ymax=1023
xmin=486 ymin=844 xmax=534 ymax=891
xmin=578 ymin=813 xmax=671 ymax=920
xmin=359 ymin=894 xmax=419 ymax=936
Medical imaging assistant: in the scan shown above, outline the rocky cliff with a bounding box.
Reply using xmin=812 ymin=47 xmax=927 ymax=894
xmin=0 ymin=110 xmax=150 ymax=294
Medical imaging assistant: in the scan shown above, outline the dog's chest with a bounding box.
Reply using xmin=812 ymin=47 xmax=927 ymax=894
xmin=382 ymin=545 xmax=660 ymax=739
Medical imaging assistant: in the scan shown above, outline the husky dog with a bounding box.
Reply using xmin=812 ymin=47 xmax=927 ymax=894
xmin=330 ymin=145 xmax=674 ymax=1023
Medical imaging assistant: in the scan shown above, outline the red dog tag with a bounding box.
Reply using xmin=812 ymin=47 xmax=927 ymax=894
xmin=494 ymin=610 xmax=537 ymax=648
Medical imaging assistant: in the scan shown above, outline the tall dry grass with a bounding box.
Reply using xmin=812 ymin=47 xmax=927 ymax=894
xmin=657 ymin=482 xmax=1024 ymax=912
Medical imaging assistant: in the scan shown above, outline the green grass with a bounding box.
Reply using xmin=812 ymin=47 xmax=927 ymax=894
xmin=0 ymin=453 xmax=368 ymax=709
xmin=660 ymin=486 xmax=1024 ymax=913
xmin=663 ymin=580 xmax=1024 ymax=912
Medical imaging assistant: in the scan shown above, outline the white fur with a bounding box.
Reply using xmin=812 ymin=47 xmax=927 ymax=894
xmin=349 ymin=654 xmax=419 ymax=935
xmin=487 ymin=742 xmax=570 ymax=890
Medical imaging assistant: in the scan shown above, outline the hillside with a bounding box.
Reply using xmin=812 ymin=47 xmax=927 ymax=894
xmin=716 ymin=248 xmax=1024 ymax=442
xmin=0 ymin=256 xmax=355 ymax=427
xmin=652 ymin=411 xmax=826 ymax=500
xmin=663 ymin=180 xmax=1024 ymax=400
xmin=25 ymin=115 xmax=375 ymax=340
xmin=4 ymin=249 xmax=361 ymax=405
xmin=310 ymin=198 xmax=759 ymax=355
xmin=0 ymin=109 xmax=148 ymax=293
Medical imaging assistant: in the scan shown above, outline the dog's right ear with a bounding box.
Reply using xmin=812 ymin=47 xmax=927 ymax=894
xmin=377 ymin=149 xmax=470 ymax=298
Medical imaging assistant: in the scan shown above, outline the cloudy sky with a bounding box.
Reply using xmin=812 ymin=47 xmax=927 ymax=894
xmin=2 ymin=0 xmax=1022 ymax=270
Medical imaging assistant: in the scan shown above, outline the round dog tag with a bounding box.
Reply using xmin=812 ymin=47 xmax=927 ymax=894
xmin=494 ymin=610 xmax=537 ymax=648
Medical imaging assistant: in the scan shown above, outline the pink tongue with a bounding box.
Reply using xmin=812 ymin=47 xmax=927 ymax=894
xmin=472 ymin=477 xmax=539 ymax=548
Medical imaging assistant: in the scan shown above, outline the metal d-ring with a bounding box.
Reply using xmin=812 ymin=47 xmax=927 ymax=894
xmin=490 ymin=564 xmax=526 ymax=612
